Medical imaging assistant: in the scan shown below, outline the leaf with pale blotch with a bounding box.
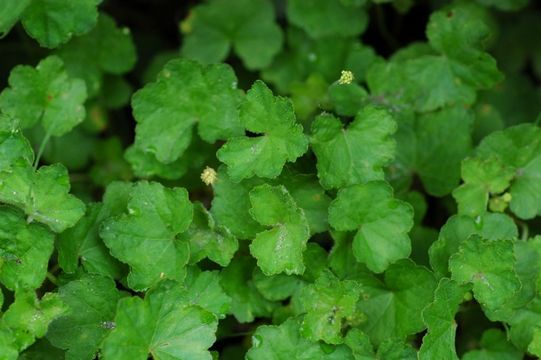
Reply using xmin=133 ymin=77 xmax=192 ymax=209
xmin=449 ymin=236 xmax=520 ymax=312
xmin=299 ymin=270 xmax=362 ymax=344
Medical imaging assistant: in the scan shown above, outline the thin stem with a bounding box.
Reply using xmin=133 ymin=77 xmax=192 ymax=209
xmin=46 ymin=272 xmax=58 ymax=286
xmin=33 ymin=131 xmax=51 ymax=170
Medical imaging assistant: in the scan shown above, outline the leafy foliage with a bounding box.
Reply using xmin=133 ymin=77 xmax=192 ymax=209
xmin=0 ymin=0 xmax=540 ymax=359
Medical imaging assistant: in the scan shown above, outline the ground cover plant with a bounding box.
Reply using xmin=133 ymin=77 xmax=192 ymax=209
xmin=0 ymin=0 xmax=540 ymax=358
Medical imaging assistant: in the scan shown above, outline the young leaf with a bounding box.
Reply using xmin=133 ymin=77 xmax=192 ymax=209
xmin=101 ymin=280 xmax=218 ymax=360
xmin=246 ymin=317 xmax=351 ymax=359
xmin=0 ymin=160 xmax=86 ymax=233
xmin=100 ymin=181 xmax=193 ymax=290
xmin=418 ymin=278 xmax=469 ymax=360
xmin=453 ymin=157 xmax=515 ymax=217
xmin=131 ymin=59 xmax=242 ymax=163
xmin=0 ymin=56 xmax=87 ymax=136
xmin=249 ymin=184 xmax=310 ymax=276
xmin=181 ymin=202 xmax=238 ymax=267
xmin=217 ymin=81 xmax=309 ymax=181
xmin=181 ymin=0 xmax=283 ymax=70
xmin=299 ymin=270 xmax=362 ymax=344
xmin=2 ymin=290 xmax=67 ymax=353
xmin=46 ymin=275 xmax=124 ymax=360
xmin=0 ymin=206 xmax=54 ymax=291
xmin=311 ymin=106 xmax=396 ymax=189
xmin=328 ymin=181 xmax=413 ymax=273
xmin=429 ymin=213 xmax=518 ymax=277
xmin=449 ymin=236 xmax=521 ymax=312
xmin=475 ymin=124 xmax=541 ymax=219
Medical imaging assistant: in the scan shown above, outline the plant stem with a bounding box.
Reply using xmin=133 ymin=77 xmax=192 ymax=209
xmin=34 ymin=131 xmax=51 ymax=170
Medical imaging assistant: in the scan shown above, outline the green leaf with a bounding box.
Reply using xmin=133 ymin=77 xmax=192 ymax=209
xmin=246 ymin=317 xmax=352 ymax=359
xmin=0 ymin=56 xmax=87 ymax=136
xmin=453 ymin=157 xmax=515 ymax=217
xmin=101 ymin=280 xmax=218 ymax=360
xmin=55 ymin=14 xmax=136 ymax=97
xmin=311 ymin=106 xmax=396 ymax=189
xmin=253 ymin=268 xmax=303 ymax=302
xmin=57 ymin=203 xmax=126 ymax=279
xmin=328 ymin=181 xmax=413 ymax=273
xmin=20 ymin=0 xmax=102 ymax=48
xmin=418 ymin=278 xmax=469 ymax=360
xmin=299 ymin=270 xmax=362 ymax=344
xmin=429 ymin=213 xmax=518 ymax=277
xmin=46 ymin=275 xmax=124 ymax=360
xmin=131 ymin=58 xmax=242 ymax=163
xmin=210 ymin=166 xmax=265 ymax=239
xmin=2 ymin=290 xmax=67 ymax=353
xmin=100 ymin=181 xmax=193 ymax=290
xmin=376 ymin=339 xmax=417 ymax=360
xmin=343 ymin=329 xmax=375 ymax=359
xmin=0 ymin=0 xmax=30 ymax=37
xmin=475 ymin=124 xmax=541 ymax=219
xmin=449 ymin=236 xmax=520 ymax=311
xmin=0 ymin=161 xmax=85 ymax=233
xmin=220 ymin=256 xmax=277 ymax=323
xmin=367 ymin=4 xmax=502 ymax=112
xmin=0 ymin=206 xmax=54 ymax=291
xmin=181 ymin=202 xmax=238 ymax=267
xmin=287 ymin=0 xmax=368 ymax=39
xmin=475 ymin=0 xmax=528 ymax=11
xmin=0 ymin=127 xmax=34 ymax=171
xmin=217 ymin=81 xmax=309 ymax=181
xmin=462 ymin=328 xmax=523 ymax=360
xmin=414 ymin=107 xmax=474 ymax=196
xmin=181 ymin=269 xmax=232 ymax=319
xmin=249 ymin=184 xmax=310 ymax=276
xmin=328 ymin=82 xmax=368 ymax=117
xmin=356 ymin=260 xmax=437 ymax=345
xmin=180 ymin=0 xmax=283 ymax=70
xmin=277 ymin=171 xmax=332 ymax=234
